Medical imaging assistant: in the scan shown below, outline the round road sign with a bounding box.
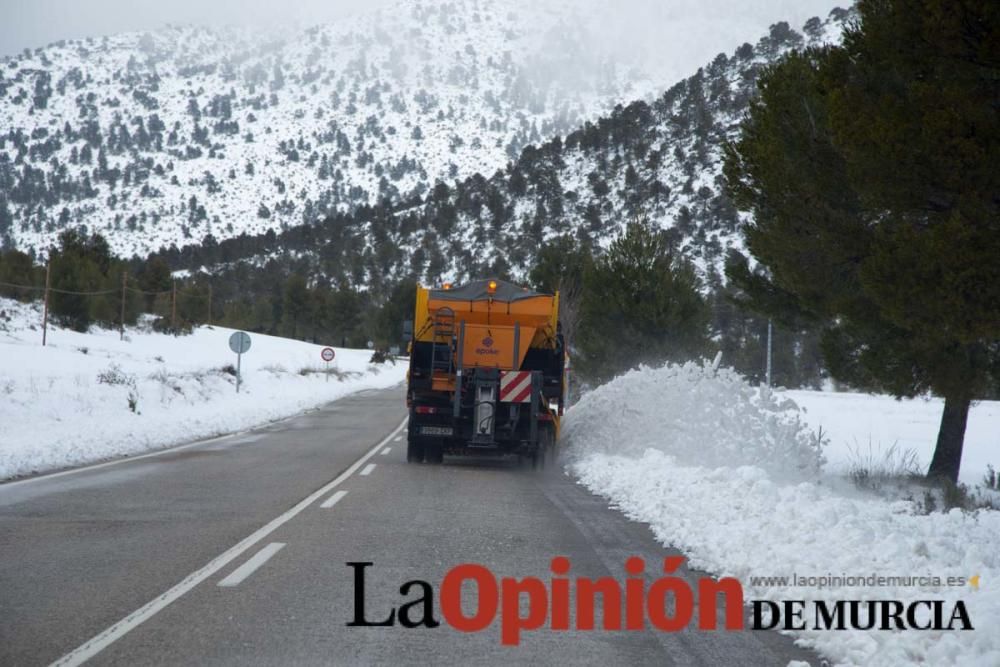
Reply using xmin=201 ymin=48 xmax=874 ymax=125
xmin=321 ymin=347 xmax=336 ymax=362
xmin=228 ymin=331 xmax=252 ymax=354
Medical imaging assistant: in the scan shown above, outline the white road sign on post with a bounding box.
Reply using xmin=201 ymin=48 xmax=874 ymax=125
xmin=321 ymin=347 xmax=335 ymax=382
xmin=228 ymin=331 xmax=252 ymax=393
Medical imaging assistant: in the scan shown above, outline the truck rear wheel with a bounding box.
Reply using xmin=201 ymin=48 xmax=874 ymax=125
xmin=531 ymin=446 xmax=545 ymax=470
xmin=536 ymin=425 xmax=556 ymax=471
xmin=407 ymin=436 xmax=424 ymax=463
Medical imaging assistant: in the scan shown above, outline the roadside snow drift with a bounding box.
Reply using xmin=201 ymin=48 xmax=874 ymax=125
xmin=562 ymin=362 xmax=825 ymax=479
xmin=0 ymin=299 xmax=405 ymax=480
xmin=565 ymin=362 xmax=1000 ymax=667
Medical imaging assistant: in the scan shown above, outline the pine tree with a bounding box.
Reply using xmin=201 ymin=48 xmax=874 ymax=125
xmin=47 ymin=231 xmax=114 ymax=331
xmin=578 ymin=219 xmax=709 ymax=380
xmin=372 ymin=279 xmax=417 ymax=348
xmin=529 ymin=235 xmax=593 ymax=352
xmin=137 ymin=257 xmax=172 ymax=313
xmin=282 ymin=274 xmax=310 ymax=339
xmin=724 ymin=0 xmax=1000 ymax=482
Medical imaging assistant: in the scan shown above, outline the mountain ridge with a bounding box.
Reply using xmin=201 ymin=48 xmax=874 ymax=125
xmin=1 ymin=0 xmax=845 ymax=263
xmin=147 ymin=8 xmax=851 ymax=295
xmin=0 ymin=0 xmax=678 ymax=256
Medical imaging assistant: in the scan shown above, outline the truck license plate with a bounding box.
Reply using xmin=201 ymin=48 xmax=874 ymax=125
xmin=420 ymin=426 xmax=453 ymax=436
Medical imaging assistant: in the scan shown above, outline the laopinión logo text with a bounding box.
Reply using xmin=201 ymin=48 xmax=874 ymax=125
xmin=346 ymin=557 xmax=973 ymax=645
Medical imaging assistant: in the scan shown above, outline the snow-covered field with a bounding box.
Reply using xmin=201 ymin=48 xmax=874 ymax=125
xmin=787 ymin=389 xmax=999 ymax=487
xmin=564 ymin=362 xmax=1000 ymax=667
xmin=0 ymin=298 xmax=406 ymax=480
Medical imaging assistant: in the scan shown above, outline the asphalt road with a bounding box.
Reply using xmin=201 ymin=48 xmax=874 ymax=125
xmin=0 ymin=384 xmax=818 ymax=666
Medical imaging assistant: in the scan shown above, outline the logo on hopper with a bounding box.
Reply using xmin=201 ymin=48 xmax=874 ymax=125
xmin=476 ymin=337 xmax=499 ymax=356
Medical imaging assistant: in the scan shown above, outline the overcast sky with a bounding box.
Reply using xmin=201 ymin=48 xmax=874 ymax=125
xmin=0 ymin=0 xmax=394 ymax=56
xmin=1 ymin=0 xmax=841 ymax=59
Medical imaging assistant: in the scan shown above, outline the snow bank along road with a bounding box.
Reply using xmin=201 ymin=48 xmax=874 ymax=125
xmin=0 ymin=385 xmax=817 ymax=666
xmin=0 ymin=298 xmax=408 ymax=482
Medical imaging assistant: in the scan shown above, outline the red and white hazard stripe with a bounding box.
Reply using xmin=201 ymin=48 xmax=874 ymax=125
xmin=499 ymin=370 xmax=533 ymax=403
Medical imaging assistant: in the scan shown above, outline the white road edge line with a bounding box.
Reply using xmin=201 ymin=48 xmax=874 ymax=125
xmin=360 ymin=463 xmax=376 ymax=476
xmin=2 ymin=402 xmax=331 ymax=489
xmin=380 ymin=447 xmax=391 ymax=456
xmin=49 ymin=418 xmax=408 ymax=667
xmin=1 ymin=431 xmax=243 ymax=490
xmin=217 ymin=543 xmax=285 ymax=587
xmin=319 ymin=490 xmax=348 ymax=509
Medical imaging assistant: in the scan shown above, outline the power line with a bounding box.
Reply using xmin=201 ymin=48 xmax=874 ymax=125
xmin=50 ymin=286 xmax=120 ymax=296
xmin=124 ymin=286 xmax=171 ymax=296
xmin=0 ymin=280 xmax=118 ymax=296
xmin=3 ymin=271 xmax=212 ymax=346
xmin=125 ymin=285 xmax=208 ymax=298
xmin=2 ymin=280 xmax=207 ymax=298
xmin=0 ymin=281 xmax=44 ymax=291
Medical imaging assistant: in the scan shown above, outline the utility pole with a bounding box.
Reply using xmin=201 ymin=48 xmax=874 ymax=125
xmin=766 ymin=319 xmax=773 ymax=388
xmin=120 ymin=270 xmax=127 ymax=340
xmin=41 ymin=259 xmax=51 ymax=346
xmin=171 ymin=281 xmax=177 ymax=334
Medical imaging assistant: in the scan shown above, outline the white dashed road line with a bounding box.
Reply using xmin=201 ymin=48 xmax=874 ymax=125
xmin=380 ymin=447 xmax=391 ymax=456
xmin=320 ymin=490 xmax=348 ymax=509
xmin=360 ymin=463 xmax=376 ymax=476
xmin=217 ymin=543 xmax=285 ymax=587
xmin=49 ymin=417 xmax=407 ymax=667
xmin=393 ymin=436 xmax=402 ymax=442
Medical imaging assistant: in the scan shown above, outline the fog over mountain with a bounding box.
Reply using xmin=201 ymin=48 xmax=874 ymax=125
xmin=3 ymin=0 xmax=837 ymax=72
xmin=148 ymin=8 xmax=851 ymax=295
xmin=0 ymin=0 xmax=843 ymax=259
xmin=0 ymin=0 xmax=390 ymax=56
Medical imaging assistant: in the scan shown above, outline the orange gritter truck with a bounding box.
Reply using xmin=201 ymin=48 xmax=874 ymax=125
xmin=404 ymin=279 xmax=566 ymax=466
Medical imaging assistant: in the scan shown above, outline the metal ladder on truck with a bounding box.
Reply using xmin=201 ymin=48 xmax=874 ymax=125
xmin=429 ymin=307 xmax=456 ymax=379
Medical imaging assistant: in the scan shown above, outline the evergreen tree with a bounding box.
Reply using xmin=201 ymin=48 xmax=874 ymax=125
xmin=529 ymin=235 xmax=593 ymax=351
xmin=0 ymin=249 xmax=38 ymax=299
xmin=372 ymin=279 xmax=417 ymax=349
xmin=281 ymin=274 xmax=310 ymax=340
xmin=724 ymin=0 xmax=1000 ymax=482
xmin=137 ymin=257 xmax=172 ymax=314
xmin=47 ymin=230 xmax=113 ymax=331
xmin=578 ymin=219 xmax=709 ymax=380
xmin=330 ymin=287 xmax=363 ymax=347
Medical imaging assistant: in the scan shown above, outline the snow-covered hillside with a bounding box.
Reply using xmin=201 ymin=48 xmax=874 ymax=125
xmin=155 ymin=9 xmax=852 ymax=289
xmin=413 ymin=10 xmax=851 ymax=281
xmin=3 ymin=0 xmax=633 ymax=256
xmin=564 ymin=362 xmax=1000 ymax=667
xmin=1 ymin=0 xmax=841 ymax=260
xmin=0 ymin=297 xmax=405 ymax=480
